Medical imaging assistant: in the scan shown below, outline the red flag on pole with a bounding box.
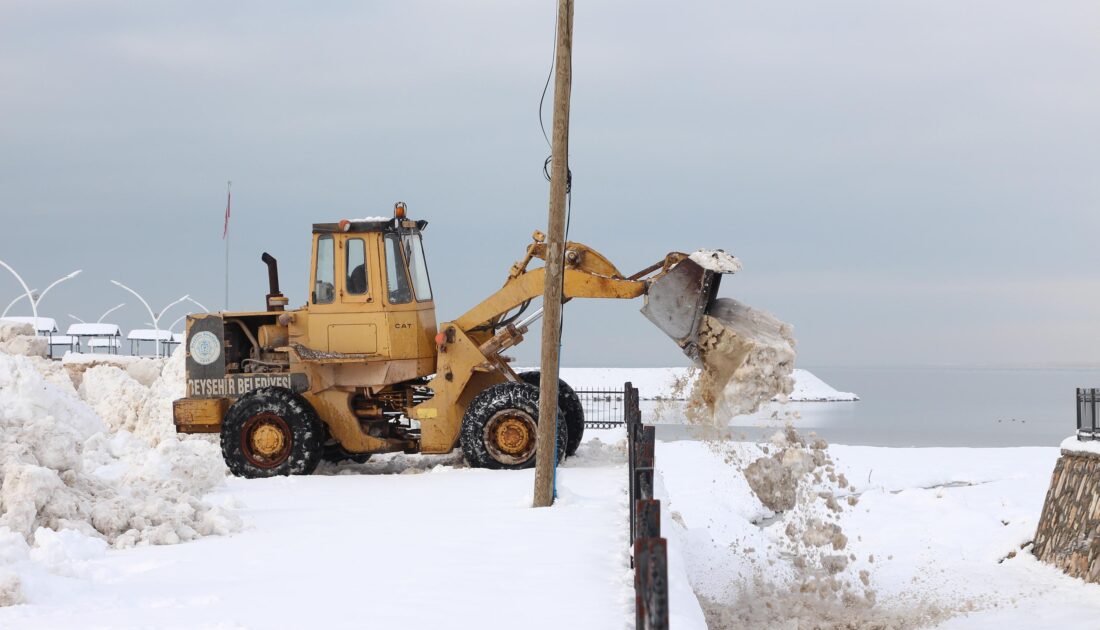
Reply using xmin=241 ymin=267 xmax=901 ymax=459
xmin=222 ymin=183 xmax=232 ymax=239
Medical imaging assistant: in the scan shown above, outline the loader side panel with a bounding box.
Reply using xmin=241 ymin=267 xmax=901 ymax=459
xmin=182 ymin=313 xmax=307 ymax=400
xmin=185 ymin=314 xmax=227 ymax=384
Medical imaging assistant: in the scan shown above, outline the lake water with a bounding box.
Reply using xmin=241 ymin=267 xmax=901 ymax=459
xmin=649 ymin=367 xmax=1100 ymax=448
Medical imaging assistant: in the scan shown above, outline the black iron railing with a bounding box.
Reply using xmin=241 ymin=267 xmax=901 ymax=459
xmin=624 ymin=382 xmax=669 ymax=630
xmin=1078 ymin=388 xmax=1100 ymax=441
xmin=573 ymin=381 xmax=670 ymax=627
xmin=574 ymin=387 xmax=628 ymax=429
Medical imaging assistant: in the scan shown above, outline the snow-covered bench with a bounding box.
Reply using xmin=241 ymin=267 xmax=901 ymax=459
xmin=88 ymin=337 xmax=122 ymax=353
xmin=1 ymin=316 xmax=58 ymax=335
xmin=48 ymin=334 xmax=79 ymax=354
xmin=160 ymin=332 xmax=184 ymax=355
xmin=127 ymin=329 xmax=175 ymax=357
xmin=66 ymin=323 xmax=123 ymax=355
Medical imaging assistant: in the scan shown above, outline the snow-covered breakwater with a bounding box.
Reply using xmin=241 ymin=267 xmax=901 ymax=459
xmin=548 ymin=367 xmax=858 ymax=402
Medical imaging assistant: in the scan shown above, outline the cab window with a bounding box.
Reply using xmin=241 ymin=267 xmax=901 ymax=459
xmin=384 ymin=234 xmax=412 ymax=304
xmin=346 ymin=238 xmax=368 ymax=295
xmin=403 ymin=233 xmax=433 ymax=301
xmin=314 ymin=235 xmax=335 ymax=304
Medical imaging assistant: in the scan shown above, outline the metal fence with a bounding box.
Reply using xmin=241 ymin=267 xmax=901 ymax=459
xmin=574 ymin=387 xmax=628 ymax=429
xmin=624 ymin=382 xmax=669 ymax=630
xmin=573 ymin=381 xmax=670 ymax=627
xmin=1078 ymin=388 xmax=1100 ymax=440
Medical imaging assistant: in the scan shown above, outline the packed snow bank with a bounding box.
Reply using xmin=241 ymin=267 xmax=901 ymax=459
xmin=0 ymin=347 xmax=236 ymax=607
xmin=61 ymin=353 xmax=165 ymax=388
xmin=77 ymin=352 xmax=185 ymax=446
xmin=0 ymin=323 xmax=45 ymax=359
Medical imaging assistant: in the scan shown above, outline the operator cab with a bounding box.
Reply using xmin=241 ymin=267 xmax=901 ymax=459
xmin=302 ymin=203 xmax=437 ymax=363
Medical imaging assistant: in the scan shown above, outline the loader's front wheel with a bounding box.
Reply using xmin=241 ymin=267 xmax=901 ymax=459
xmin=517 ymin=371 xmax=585 ymax=456
xmin=221 ymin=387 xmax=324 ymax=478
xmin=461 ymin=382 xmax=568 ymax=470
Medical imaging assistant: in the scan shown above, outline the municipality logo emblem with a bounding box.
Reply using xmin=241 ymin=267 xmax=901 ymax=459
xmin=189 ymin=331 xmax=221 ymax=366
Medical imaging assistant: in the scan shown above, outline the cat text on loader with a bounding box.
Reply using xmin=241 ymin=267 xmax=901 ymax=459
xmin=172 ymin=203 xmax=741 ymax=478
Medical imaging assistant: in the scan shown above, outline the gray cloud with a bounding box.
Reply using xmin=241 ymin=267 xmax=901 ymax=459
xmin=1 ymin=0 xmax=1097 ymax=367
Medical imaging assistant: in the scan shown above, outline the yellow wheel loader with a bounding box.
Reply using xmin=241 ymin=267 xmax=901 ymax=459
xmin=173 ymin=203 xmax=736 ymax=478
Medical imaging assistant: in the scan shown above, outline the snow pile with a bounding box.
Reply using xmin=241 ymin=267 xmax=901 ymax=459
xmin=0 ymin=347 xmax=236 ymax=606
xmin=730 ymin=427 xmax=887 ymax=625
xmin=77 ymin=351 xmax=185 ymax=445
xmin=61 ymin=353 xmax=166 ymax=388
xmin=0 ymin=322 xmax=45 ymax=359
xmin=667 ymin=427 xmax=961 ymax=629
xmin=668 ymin=285 xmax=939 ymax=628
xmin=687 ymin=298 xmax=796 ymax=422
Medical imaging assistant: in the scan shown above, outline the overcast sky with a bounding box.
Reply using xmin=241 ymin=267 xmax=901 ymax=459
xmin=1 ymin=0 xmax=1098 ymax=368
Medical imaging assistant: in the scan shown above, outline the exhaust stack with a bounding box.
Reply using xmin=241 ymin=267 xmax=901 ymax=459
xmin=261 ymin=252 xmax=288 ymax=312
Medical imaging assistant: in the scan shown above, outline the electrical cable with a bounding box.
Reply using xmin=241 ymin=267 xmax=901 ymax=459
xmin=538 ymin=37 xmax=554 ymax=151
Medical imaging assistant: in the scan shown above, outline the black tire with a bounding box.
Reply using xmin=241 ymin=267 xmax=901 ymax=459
xmin=518 ymin=371 xmax=585 ymax=456
xmin=322 ymin=443 xmax=372 ymax=464
xmin=460 ymin=381 xmax=568 ymax=470
xmin=221 ymin=386 xmax=325 ymax=478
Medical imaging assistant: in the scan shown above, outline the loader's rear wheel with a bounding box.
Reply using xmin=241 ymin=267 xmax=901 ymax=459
xmin=221 ymin=387 xmax=324 ymax=478
xmin=461 ymin=382 xmax=568 ymax=470
xmin=518 ymin=371 xmax=585 ymax=456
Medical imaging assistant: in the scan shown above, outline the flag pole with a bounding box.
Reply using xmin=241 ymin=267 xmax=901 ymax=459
xmin=224 ymin=180 xmax=231 ymax=311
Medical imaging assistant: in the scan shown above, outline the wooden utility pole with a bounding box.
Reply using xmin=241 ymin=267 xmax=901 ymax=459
xmin=533 ymin=0 xmax=574 ymax=508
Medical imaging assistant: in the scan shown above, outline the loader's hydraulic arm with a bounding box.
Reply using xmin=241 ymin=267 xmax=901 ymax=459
xmin=452 ymin=231 xmax=688 ymax=336
xmin=415 ymin=233 xmax=730 ymax=454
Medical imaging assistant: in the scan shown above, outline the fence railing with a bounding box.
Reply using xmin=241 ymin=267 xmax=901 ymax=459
xmin=1078 ymin=388 xmax=1100 ymax=440
xmin=624 ymin=382 xmax=669 ymax=630
xmin=573 ymin=381 xmax=670 ymax=627
xmin=574 ymin=387 xmax=628 ymax=429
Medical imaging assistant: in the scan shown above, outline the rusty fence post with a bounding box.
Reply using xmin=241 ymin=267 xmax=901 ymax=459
xmin=634 ymin=537 xmax=670 ymax=630
xmin=626 ymin=382 xmax=637 ymax=545
xmin=625 ymin=381 xmax=668 ymax=629
xmin=635 ymin=466 xmax=654 ymax=502
xmin=635 ymin=499 xmax=661 ymax=541
xmin=635 ymin=425 xmax=655 ymax=468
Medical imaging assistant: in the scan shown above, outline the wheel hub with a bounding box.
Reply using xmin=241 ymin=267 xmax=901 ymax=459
xmin=251 ymin=423 xmax=285 ymax=456
xmin=494 ymin=417 xmax=532 ymax=455
xmin=484 ymin=410 xmax=538 ymax=465
xmin=241 ymin=412 xmax=292 ymax=469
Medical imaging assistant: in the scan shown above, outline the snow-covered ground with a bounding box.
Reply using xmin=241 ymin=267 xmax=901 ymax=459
xmin=0 ymin=445 xmax=634 ymax=629
xmin=2 ymin=327 xmax=1096 ymax=629
xmin=657 ymin=437 xmax=1100 ymax=629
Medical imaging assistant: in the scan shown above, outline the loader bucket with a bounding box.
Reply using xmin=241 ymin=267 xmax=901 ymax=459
xmin=640 ymin=258 xmax=724 ymax=364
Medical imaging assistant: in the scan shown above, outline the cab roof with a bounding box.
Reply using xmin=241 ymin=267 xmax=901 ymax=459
xmin=312 ymin=218 xmax=428 ymax=234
